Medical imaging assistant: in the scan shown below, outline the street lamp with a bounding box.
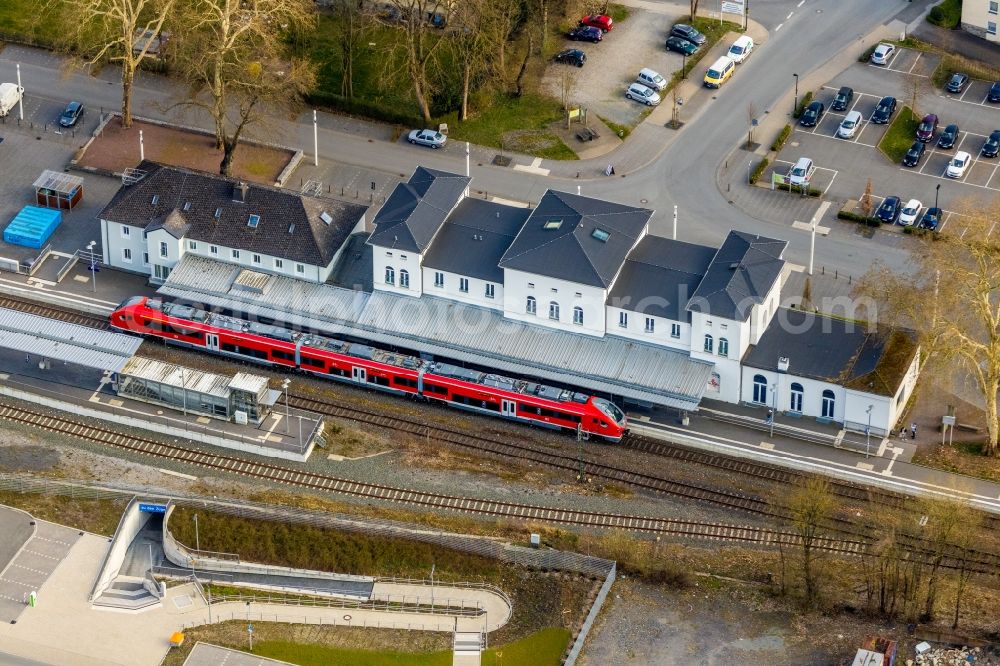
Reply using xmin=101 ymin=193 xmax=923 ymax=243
xmin=793 ymin=73 xmax=799 ymax=117
xmin=281 ymin=378 xmax=290 ymax=434
xmin=865 ymin=404 xmax=873 ymax=459
xmin=193 ymin=513 xmax=200 ymax=552
xmin=86 ymin=241 xmax=97 ymax=293
xmin=935 ymin=183 xmax=941 ymax=210
xmin=769 ymin=382 xmax=778 ymax=437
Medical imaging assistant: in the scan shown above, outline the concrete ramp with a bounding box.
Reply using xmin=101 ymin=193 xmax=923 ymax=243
xmin=453 ymin=632 xmax=484 ymax=666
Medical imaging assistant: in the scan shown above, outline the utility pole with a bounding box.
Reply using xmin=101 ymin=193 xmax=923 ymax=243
xmin=193 ymin=513 xmax=200 ymax=552
xmin=576 ymin=424 xmax=584 ymax=482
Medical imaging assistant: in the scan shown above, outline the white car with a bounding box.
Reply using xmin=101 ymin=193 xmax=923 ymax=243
xmin=836 ymin=110 xmax=863 ymax=139
xmin=728 ymin=35 xmax=754 ymax=64
xmin=946 ymin=151 xmax=971 ymax=178
xmin=407 ymin=129 xmax=447 ymax=149
xmin=871 ymin=43 xmax=895 ymax=65
xmin=898 ymin=199 xmax=923 ymax=226
xmin=626 ymin=82 xmax=661 ymax=106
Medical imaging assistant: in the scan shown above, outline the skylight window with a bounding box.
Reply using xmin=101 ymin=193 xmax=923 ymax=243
xmin=151 ymin=194 xmax=159 ymax=205
xmin=183 ymin=202 xmax=192 ymax=211
xmin=320 ymin=211 xmax=333 ymax=225
xmin=247 ymin=214 xmax=261 ymax=228
xmin=543 ymin=219 xmax=563 ymax=230
xmin=591 ymin=228 xmax=610 ymax=242
xmin=214 ymin=207 xmax=222 ymax=219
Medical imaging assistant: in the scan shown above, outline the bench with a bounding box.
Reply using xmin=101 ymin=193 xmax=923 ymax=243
xmin=576 ymin=127 xmax=598 ymax=142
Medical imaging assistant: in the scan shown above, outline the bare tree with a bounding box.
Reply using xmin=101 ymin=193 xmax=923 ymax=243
xmin=746 ymin=101 xmax=758 ymax=148
xmin=385 ymin=0 xmax=447 ymax=122
xmin=919 ymin=496 xmax=964 ymax=620
xmin=860 ymin=178 xmax=874 ymax=218
xmin=690 ymin=0 xmax=701 ymax=20
xmin=333 ymin=0 xmax=369 ymax=98
xmin=786 ymin=476 xmax=835 ymax=608
xmin=171 ymin=0 xmax=316 ymax=176
xmin=950 ymin=506 xmax=981 ymax=629
xmin=856 ymin=199 xmax=1000 ymax=455
xmin=902 ymin=72 xmax=928 ymax=121
xmin=448 ymin=0 xmax=490 ymax=120
xmin=482 ymin=0 xmax=520 ymax=78
xmin=59 ymin=0 xmax=176 ymax=128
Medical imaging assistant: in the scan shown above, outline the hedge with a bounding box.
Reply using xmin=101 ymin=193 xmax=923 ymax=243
xmin=749 ymin=158 xmax=769 ymax=184
xmin=902 ymin=226 xmax=941 ymax=238
xmin=859 ymin=44 xmax=878 ymax=63
xmin=774 ymin=183 xmax=822 ymax=197
xmin=838 ymin=210 xmax=881 ymax=227
xmin=771 ymin=124 xmax=792 ymax=152
xmin=793 ymin=91 xmax=813 ymax=119
xmin=305 ymin=90 xmax=424 ymax=127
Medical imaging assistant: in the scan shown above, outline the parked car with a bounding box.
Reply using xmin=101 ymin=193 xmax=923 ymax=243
xmin=898 ymin=199 xmax=923 ymax=226
xmin=830 ymin=86 xmax=853 ymax=112
xmin=937 ymin=124 xmax=960 ymax=149
xmin=989 ymin=81 xmax=1000 ymax=103
xmin=625 ymin=82 xmax=661 ymax=106
xmin=916 ymin=114 xmax=938 ymax=142
xmin=919 ymin=207 xmax=942 ymax=231
xmin=554 ymin=49 xmax=586 ymax=67
xmin=870 ymin=43 xmax=895 ymax=65
xmin=665 ymin=35 xmax=699 ymax=54
xmin=0 ymin=82 xmax=23 ymax=117
xmin=799 ymin=101 xmax=825 ymax=127
xmin=579 ymin=14 xmax=613 ymax=32
xmin=636 ymin=68 xmax=667 ymax=91
xmin=58 ymin=100 xmax=84 ymax=128
xmin=902 ymin=141 xmax=926 ymax=167
xmin=946 ymin=72 xmax=969 ymax=93
xmin=837 ymin=110 xmax=863 ymax=139
xmin=788 ymin=157 xmax=814 ymax=186
xmin=871 ymin=96 xmax=896 ymax=124
xmin=946 ymin=151 xmax=971 ymax=178
xmin=875 ymin=196 xmax=902 ymax=224
xmin=407 ymin=128 xmax=447 ymax=149
xmin=727 ymin=36 xmax=754 ymax=64
xmin=982 ymin=130 xmax=1000 ymax=158
xmin=670 ymin=24 xmax=706 ymax=45
xmin=567 ymin=26 xmax=602 ymax=42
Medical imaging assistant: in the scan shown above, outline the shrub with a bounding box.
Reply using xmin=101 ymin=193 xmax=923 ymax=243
xmin=926 ymin=0 xmax=962 ymax=29
xmin=305 ymin=90 xmax=423 ymax=128
xmin=838 ymin=210 xmax=880 ymax=227
xmin=771 ymin=124 xmax=792 ymax=152
xmin=793 ymin=91 xmax=813 ymax=119
xmin=859 ymin=44 xmax=877 ymax=63
xmin=749 ymin=158 xmax=769 ymax=184
xmin=774 ymin=183 xmax=822 ymax=197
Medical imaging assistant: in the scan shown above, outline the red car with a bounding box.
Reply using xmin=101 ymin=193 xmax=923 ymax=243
xmin=580 ymin=14 xmax=613 ymax=32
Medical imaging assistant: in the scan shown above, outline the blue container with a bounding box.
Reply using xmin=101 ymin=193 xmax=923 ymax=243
xmin=3 ymin=205 xmax=62 ymax=249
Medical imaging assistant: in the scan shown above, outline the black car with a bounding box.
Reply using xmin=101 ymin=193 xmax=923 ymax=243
xmin=830 ymin=86 xmax=853 ymax=112
xmin=670 ymin=24 xmax=706 ymax=45
xmin=554 ymin=49 xmax=586 ymax=67
xmin=567 ymin=26 xmax=602 ymax=42
xmin=983 ymin=130 xmax=1000 ymax=158
xmin=946 ymin=72 xmax=969 ymax=93
xmin=59 ymin=101 xmax=84 ymax=128
xmin=665 ymin=35 xmax=699 ymax=54
xmin=871 ymin=96 xmax=896 ymax=124
xmin=919 ymin=207 xmax=942 ymax=231
xmin=902 ymin=141 xmax=926 ymax=167
xmin=937 ymin=124 xmax=960 ymax=149
xmin=989 ymin=81 xmax=1000 ymax=103
xmin=799 ymin=100 xmax=825 ymax=127
xmin=876 ymin=196 xmax=902 ymax=224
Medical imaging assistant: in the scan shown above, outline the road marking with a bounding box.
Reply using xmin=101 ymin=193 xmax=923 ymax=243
xmin=775 ymin=22 xmax=783 ymax=31
xmin=759 ymin=441 xmax=774 ymax=450
xmin=907 ymin=52 xmax=922 ymax=73
xmin=786 ymin=11 xmax=793 ymax=19
xmin=797 ymin=0 xmax=804 ymax=6
xmin=856 ymin=462 xmax=874 ymax=471
xmin=512 ymin=160 xmax=550 ymax=176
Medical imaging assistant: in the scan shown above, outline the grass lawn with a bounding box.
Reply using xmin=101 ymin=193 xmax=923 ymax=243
xmin=439 ymin=94 xmax=577 ymax=160
xmin=926 ymin=0 xmax=963 ymax=29
xmin=911 ymin=440 xmax=1000 ymax=483
xmin=0 ymin=0 xmax=62 ymax=46
xmin=878 ymin=105 xmax=920 ymax=163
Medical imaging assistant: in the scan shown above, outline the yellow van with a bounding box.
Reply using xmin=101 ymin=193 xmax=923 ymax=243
xmin=703 ymin=56 xmax=735 ymax=88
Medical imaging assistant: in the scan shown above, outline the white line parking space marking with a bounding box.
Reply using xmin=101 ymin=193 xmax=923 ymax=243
xmin=775 ymin=22 xmax=783 ymax=31
xmin=786 ymin=11 xmax=793 ymax=19
xmin=797 ymin=0 xmax=804 ymax=6
xmin=908 ymin=52 xmax=922 ymax=74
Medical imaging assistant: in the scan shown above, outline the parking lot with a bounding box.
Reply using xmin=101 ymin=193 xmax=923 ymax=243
xmin=774 ymin=46 xmax=1000 ymax=230
xmin=0 ymin=508 xmax=80 ymax=623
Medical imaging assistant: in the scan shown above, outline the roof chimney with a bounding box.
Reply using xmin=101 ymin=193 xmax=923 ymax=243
xmin=777 ymin=357 xmax=790 ymax=373
xmin=233 ymin=182 xmax=249 ymax=203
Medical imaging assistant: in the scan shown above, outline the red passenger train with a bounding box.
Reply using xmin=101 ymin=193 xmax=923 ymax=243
xmin=110 ymin=297 xmax=628 ymax=441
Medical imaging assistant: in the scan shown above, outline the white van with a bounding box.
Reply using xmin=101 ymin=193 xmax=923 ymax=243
xmin=728 ymin=36 xmax=754 ymax=64
xmin=788 ymin=157 xmax=814 ymax=186
xmin=636 ymin=68 xmax=666 ymax=92
xmin=0 ymin=83 xmax=23 ymax=117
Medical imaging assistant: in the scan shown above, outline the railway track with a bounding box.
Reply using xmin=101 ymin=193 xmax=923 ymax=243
xmin=0 ymin=296 xmax=110 ymax=329
xmin=0 ymin=400 xmax=867 ymax=556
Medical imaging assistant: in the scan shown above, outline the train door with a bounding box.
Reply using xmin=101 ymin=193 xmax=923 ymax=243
xmin=206 ymin=333 xmax=219 ymax=351
xmin=501 ymin=400 xmax=516 ymax=418
xmin=352 ymin=366 xmax=367 ymax=383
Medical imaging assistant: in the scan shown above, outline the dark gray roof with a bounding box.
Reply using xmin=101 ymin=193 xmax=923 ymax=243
xmin=609 ymin=236 xmax=716 ymax=321
xmin=367 ymin=166 xmax=471 ymax=253
xmin=742 ymin=308 xmax=918 ymax=396
xmin=422 ymin=198 xmax=530 ymax=283
xmin=687 ymin=231 xmax=786 ymax=321
xmin=498 ymin=190 xmax=652 ymax=288
xmin=98 ymin=161 xmax=366 ymax=267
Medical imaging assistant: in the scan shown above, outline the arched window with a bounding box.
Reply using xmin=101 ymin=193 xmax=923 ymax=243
xmin=549 ymin=301 xmax=560 ymax=321
xmin=384 ymin=266 xmax=395 ymax=285
xmin=703 ymin=334 xmax=714 ymax=353
xmin=399 ymin=269 xmax=409 ymax=289
xmin=718 ymin=337 xmax=729 ymax=357
xmin=821 ymin=389 xmax=836 ymax=419
xmin=526 ymin=296 xmax=536 ymax=315
xmin=573 ymin=306 xmax=584 ymax=325
xmin=752 ymin=374 xmax=767 ymax=404
xmin=790 ymin=382 xmax=804 ymax=413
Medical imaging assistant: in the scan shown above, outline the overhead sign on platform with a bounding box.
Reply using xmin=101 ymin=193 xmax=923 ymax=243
xmin=139 ymin=503 xmax=166 ymax=514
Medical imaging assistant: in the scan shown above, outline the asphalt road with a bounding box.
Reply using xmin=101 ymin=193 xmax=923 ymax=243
xmin=0 ymin=0 xmax=914 ymax=278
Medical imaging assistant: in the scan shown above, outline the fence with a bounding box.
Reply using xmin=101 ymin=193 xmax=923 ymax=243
xmin=206 ymin=592 xmax=485 ymax=617
xmin=565 ymin=563 xmax=616 ymax=666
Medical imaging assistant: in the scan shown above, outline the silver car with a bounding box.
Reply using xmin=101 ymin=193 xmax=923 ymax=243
xmin=837 ymin=110 xmax=863 ymax=139
xmin=871 ymin=43 xmax=895 ymax=65
xmin=625 ymin=82 xmax=661 ymax=106
xmin=407 ymin=129 xmax=447 ymax=149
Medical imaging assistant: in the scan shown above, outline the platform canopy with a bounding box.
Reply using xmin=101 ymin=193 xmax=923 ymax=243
xmin=0 ymin=307 xmax=141 ymax=371
xmin=32 ymin=170 xmax=84 ymax=196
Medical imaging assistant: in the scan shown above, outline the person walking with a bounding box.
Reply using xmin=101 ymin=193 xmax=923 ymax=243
xmin=765 ymin=409 xmax=773 ymax=425
xmin=910 ymin=422 xmax=917 ymax=440
xmin=899 ymin=427 xmax=908 ymax=441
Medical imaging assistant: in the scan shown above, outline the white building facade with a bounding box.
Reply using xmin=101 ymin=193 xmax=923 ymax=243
xmin=962 ymin=0 xmax=999 ymax=42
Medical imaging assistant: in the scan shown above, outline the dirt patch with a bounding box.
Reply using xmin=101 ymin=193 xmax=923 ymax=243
xmin=78 ymin=118 xmax=294 ymax=184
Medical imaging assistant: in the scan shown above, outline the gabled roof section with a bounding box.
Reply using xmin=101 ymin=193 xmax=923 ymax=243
xmin=367 ymin=166 xmax=471 ymax=253
xmin=609 ymin=236 xmax=716 ymax=321
xmin=422 ymin=198 xmax=530 ymax=283
xmin=687 ymin=230 xmax=787 ymax=321
xmin=98 ymin=161 xmax=366 ymax=267
xmin=498 ymin=190 xmax=652 ymax=288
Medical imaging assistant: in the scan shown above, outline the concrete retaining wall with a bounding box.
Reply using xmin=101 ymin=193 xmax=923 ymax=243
xmin=89 ymin=497 xmax=150 ymax=602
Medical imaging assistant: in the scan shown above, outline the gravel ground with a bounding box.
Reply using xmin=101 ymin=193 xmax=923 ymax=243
xmin=541 ymin=4 xmax=684 ymax=128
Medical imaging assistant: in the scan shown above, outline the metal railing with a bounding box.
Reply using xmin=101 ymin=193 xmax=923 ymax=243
xmin=205 ymin=592 xmax=485 ymax=617
xmin=565 ymin=563 xmax=616 ymax=665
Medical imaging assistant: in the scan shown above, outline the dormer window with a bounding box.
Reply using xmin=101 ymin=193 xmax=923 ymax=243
xmin=543 ymin=219 xmax=563 ymax=230
xmin=214 ymin=207 xmax=222 ymax=219
xmin=151 ymin=195 xmax=159 ymax=205
xmin=591 ymin=228 xmax=610 ymax=242
xmin=320 ymin=211 xmax=333 ymax=225
xmin=247 ymin=214 xmax=261 ymax=228
xmin=183 ymin=202 xmax=192 ymax=211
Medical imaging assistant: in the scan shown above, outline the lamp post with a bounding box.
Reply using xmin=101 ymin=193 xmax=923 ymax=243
xmin=793 ymin=73 xmax=799 ymax=117
xmin=769 ymin=382 xmax=778 ymax=437
xmin=934 ymin=182 xmax=940 ymax=210
xmin=747 ymin=161 xmax=752 ymax=185
xmin=16 ymin=63 xmax=23 ymax=121
xmin=865 ymin=405 xmax=873 ymax=459
xmin=86 ymin=241 xmax=97 ymax=293
xmin=281 ymin=378 xmax=290 ymax=434
xmin=193 ymin=513 xmax=200 ymax=552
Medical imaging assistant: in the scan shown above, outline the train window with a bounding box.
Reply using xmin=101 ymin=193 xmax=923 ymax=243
xmin=392 ymin=377 xmax=418 ymax=388
xmin=222 ymin=342 xmax=238 ymax=353
xmin=368 ymin=375 xmax=390 ymax=387
xmin=244 ymin=348 xmax=268 ymax=360
xmin=520 ymin=404 xmax=540 ymax=416
xmin=482 ymin=401 xmax=500 ymax=412
xmin=327 ymin=367 xmax=349 ymax=378
xmin=301 ymin=357 xmax=325 ymax=369
xmin=271 ymin=350 xmax=295 ymax=361
xmin=424 ymin=384 xmax=448 ymax=395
